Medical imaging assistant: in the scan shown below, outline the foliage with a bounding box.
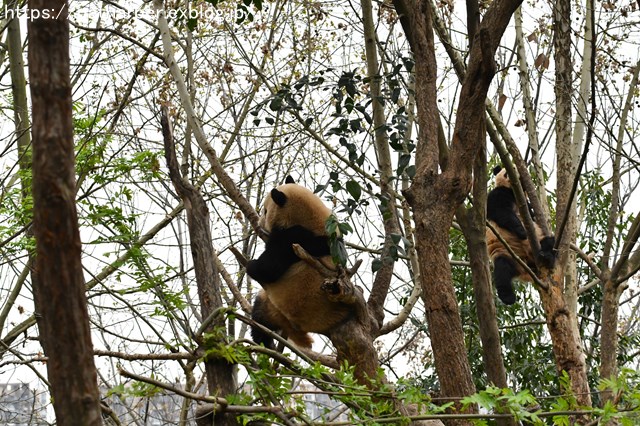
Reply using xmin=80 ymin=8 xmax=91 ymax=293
xmin=325 ymin=214 xmax=352 ymax=266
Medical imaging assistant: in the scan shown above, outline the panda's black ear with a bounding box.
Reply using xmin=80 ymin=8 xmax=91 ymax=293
xmin=492 ymin=166 xmax=502 ymax=176
xmin=271 ymin=188 xmax=288 ymax=206
xmin=285 ymin=175 xmax=295 ymax=184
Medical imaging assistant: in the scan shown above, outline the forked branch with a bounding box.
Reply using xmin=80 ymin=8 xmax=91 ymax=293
xmin=292 ymin=243 xmax=363 ymax=305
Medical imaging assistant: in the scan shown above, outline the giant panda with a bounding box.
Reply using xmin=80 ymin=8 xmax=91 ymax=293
xmin=486 ymin=166 xmax=556 ymax=305
xmin=247 ymin=176 xmax=352 ymax=349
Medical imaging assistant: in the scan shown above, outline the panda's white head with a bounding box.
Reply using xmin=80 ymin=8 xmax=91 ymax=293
xmin=259 ymin=176 xmax=332 ymax=235
xmin=493 ymin=166 xmax=512 ymax=189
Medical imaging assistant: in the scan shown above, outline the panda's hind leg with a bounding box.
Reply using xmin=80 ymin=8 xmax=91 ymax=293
xmin=251 ymin=291 xmax=314 ymax=349
xmin=251 ymin=291 xmax=285 ymax=349
xmin=537 ymin=236 xmax=556 ymax=270
xmin=493 ymin=256 xmax=518 ymax=305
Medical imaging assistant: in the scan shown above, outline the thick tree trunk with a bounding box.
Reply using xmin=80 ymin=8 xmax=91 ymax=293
xmin=599 ymin=278 xmax=621 ymax=393
xmin=553 ymin=0 xmax=578 ymax=312
xmin=28 ymin=1 xmax=103 ymax=424
xmin=407 ymin=182 xmax=477 ymax=404
xmin=395 ymin=1 xmax=475 ymax=416
xmin=540 ymin=275 xmax=591 ymax=407
xmin=162 ymin=109 xmax=238 ymax=426
xmin=458 ymin=7 xmax=511 ymax=421
xmin=457 ymin=156 xmax=514 ymax=426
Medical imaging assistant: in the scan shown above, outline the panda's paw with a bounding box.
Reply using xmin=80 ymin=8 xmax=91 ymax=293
xmin=539 ymin=235 xmax=555 ymax=251
xmin=537 ymin=236 xmax=557 ymax=269
xmin=251 ymin=329 xmax=276 ymax=350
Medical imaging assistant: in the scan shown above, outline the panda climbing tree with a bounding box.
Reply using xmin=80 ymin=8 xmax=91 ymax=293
xmin=246 ymin=176 xmax=354 ymax=349
xmin=486 ymin=165 xmax=557 ymax=305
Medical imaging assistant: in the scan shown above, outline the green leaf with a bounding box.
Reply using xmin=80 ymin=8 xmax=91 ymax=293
xmin=345 ymin=180 xmax=361 ymax=201
xmin=461 ymin=391 xmax=497 ymax=411
xmin=372 ymin=258 xmax=383 ymax=272
xmin=269 ymin=97 xmax=283 ymax=111
xmin=330 ymin=238 xmax=348 ymax=266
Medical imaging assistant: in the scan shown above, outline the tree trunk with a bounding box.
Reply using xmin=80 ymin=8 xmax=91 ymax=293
xmin=162 ymin=109 xmax=238 ymax=426
xmin=553 ymin=0 xmax=578 ymax=316
xmin=599 ymin=278 xmax=621 ymax=398
xmin=3 ymin=0 xmax=33 ymax=339
xmin=458 ymin=8 xmax=512 ymax=425
xmin=7 ymin=0 xmax=31 ymax=193
xmin=28 ymin=1 xmax=103 ymax=424
xmin=457 ymin=159 xmax=514 ymax=426
xmin=360 ymin=0 xmax=402 ymax=329
xmin=395 ymin=1 xmax=475 ymax=416
xmin=540 ymin=275 xmax=591 ymax=407
xmin=552 ymin=0 xmax=592 ymax=407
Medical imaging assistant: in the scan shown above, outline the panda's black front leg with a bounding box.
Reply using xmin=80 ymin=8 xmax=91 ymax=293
xmin=537 ymin=236 xmax=556 ymax=270
xmin=247 ymin=227 xmax=301 ymax=284
xmin=247 ymin=257 xmax=288 ymax=284
xmin=493 ymin=256 xmax=518 ymax=305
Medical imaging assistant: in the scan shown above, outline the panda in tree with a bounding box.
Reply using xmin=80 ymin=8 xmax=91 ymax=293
xmin=246 ymin=176 xmax=352 ymax=349
xmin=486 ymin=166 xmax=556 ymax=305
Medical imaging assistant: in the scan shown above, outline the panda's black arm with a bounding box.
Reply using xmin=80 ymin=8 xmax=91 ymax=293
xmin=272 ymin=225 xmax=331 ymax=257
xmin=246 ymin=226 xmax=330 ymax=284
xmin=247 ymin=256 xmax=292 ymax=284
xmin=247 ymin=228 xmax=300 ymax=284
xmin=487 ymin=187 xmax=527 ymax=240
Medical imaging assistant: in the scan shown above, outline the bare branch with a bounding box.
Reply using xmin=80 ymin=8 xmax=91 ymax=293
xmin=95 ymin=350 xmax=195 ymax=361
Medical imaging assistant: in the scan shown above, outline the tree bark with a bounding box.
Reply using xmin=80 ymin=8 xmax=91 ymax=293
xmin=553 ymin=0 xmax=578 ymax=312
xmin=7 ymin=0 xmax=31 ymax=194
xmin=28 ymin=1 xmax=103 ymax=424
xmin=551 ymin=0 xmax=592 ymax=408
xmin=3 ymin=0 xmax=33 ymax=338
xmin=458 ymin=9 xmax=512 ymax=422
xmin=162 ymin=108 xmax=238 ymax=426
xmin=456 ymin=155 xmax=514 ymax=426
xmin=360 ymin=0 xmax=403 ymax=330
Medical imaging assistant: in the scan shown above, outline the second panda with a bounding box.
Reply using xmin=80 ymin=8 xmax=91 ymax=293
xmin=486 ymin=166 xmax=556 ymax=305
xmin=247 ymin=176 xmax=352 ymax=349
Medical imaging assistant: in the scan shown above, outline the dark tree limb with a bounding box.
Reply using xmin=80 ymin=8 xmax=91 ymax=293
xmin=161 ymin=107 xmax=238 ymax=426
